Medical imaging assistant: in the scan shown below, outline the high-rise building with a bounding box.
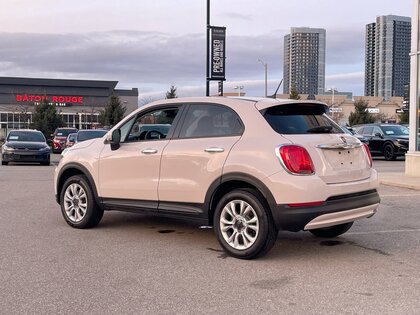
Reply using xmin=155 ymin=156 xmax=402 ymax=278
xmin=283 ymin=27 xmax=326 ymax=95
xmin=364 ymin=15 xmax=411 ymax=100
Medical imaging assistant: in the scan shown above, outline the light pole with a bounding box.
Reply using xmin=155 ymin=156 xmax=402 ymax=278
xmin=258 ymin=59 xmax=268 ymax=98
xmin=234 ymin=85 xmax=244 ymax=96
xmin=327 ymin=87 xmax=337 ymax=106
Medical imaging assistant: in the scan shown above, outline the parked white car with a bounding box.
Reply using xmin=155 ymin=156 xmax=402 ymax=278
xmin=54 ymin=97 xmax=380 ymax=259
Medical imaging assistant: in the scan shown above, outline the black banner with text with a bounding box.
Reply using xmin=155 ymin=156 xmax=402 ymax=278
xmin=210 ymin=26 xmax=226 ymax=80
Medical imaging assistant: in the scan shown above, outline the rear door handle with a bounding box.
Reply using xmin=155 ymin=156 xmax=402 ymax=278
xmin=204 ymin=147 xmax=225 ymax=153
xmin=141 ymin=148 xmax=158 ymax=154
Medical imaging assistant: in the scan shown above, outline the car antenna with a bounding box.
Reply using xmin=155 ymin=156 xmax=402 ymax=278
xmin=267 ymin=79 xmax=283 ymax=99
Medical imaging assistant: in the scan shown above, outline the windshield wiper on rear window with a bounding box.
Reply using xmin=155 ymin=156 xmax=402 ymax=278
xmin=306 ymin=126 xmax=333 ymax=133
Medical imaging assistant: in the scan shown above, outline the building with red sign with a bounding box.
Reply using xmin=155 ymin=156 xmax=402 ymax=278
xmin=0 ymin=77 xmax=138 ymax=137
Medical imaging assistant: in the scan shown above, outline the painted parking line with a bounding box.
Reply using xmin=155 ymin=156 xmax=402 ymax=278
xmin=347 ymin=229 xmax=420 ymax=235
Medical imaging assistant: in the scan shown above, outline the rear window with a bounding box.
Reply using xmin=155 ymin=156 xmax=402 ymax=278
xmin=262 ymin=104 xmax=343 ymax=134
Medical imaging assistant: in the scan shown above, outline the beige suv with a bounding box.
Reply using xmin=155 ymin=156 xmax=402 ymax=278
xmin=54 ymin=97 xmax=380 ymax=259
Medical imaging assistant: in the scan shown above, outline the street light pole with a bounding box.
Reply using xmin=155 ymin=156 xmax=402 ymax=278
xmin=234 ymin=85 xmax=244 ymax=96
xmin=206 ymin=0 xmax=210 ymax=96
xmin=258 ymin=59 xmax=268 ymax=98
xmin=327 ymin=87 xmax=338 ymax=121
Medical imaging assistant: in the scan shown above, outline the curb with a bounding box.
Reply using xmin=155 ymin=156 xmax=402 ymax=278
xmin=379 ymin=172 xmax=420 ymax=190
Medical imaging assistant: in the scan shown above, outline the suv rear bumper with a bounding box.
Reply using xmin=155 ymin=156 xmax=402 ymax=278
xmin=272 ymin=189 xmax=380 ymax=232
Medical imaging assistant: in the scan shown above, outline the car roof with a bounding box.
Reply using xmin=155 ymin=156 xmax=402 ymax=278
xmin=142 ymin=96 xmax=328 ymax=111
xmin=9 ymin=129 xmax=40 ymax=132
xmin=354 ymin=123 xmax=401 ymax=127
xmin=78 ymin=129 xmax=107 ymax=132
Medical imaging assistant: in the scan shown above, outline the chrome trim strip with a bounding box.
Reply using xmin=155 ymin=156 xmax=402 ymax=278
xmin=316 ymin=143 xmax=363 ymax=150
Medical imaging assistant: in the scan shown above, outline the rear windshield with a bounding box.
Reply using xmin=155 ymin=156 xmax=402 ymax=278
xmin=262 ymin=104 xmax=343 ymax=134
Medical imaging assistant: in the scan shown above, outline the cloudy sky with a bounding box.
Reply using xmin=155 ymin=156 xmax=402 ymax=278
xmin=0 ymin=0 xmax=412 ymax=101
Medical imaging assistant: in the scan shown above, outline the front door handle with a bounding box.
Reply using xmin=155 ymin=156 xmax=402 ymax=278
xmin=141 ymin=148 xmax=158 ymax=154
xmin=204 ymin=147 xmax=225 ymax=153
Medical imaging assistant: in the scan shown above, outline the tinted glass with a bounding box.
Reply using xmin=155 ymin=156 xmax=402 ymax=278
xmin=77 ymin=130 xmax=107 ymax=142
xmin=8 ymin=131 xmax=45 ymax=142
xmin=67 ymin=133 xmax=77 ymax=141
xmin=373 ymin=126 xmax=383 ymax=136
xmin=126 ymin=108 xmax=179 ymax=142
xmin=362 ymin=126 xmax=374 ymax=135
xmin=179 ymin=104 xmax=243 ymax=138
xmin=262 ymin=104 xmax=342 ymax=134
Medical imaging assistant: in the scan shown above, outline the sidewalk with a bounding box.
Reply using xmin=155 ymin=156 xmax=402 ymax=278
xmin=379 ymin=172 xmax=420 ymax=190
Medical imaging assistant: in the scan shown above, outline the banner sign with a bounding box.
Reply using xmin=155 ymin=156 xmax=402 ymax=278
xmin=210 ymin=26 xmax=226 ymax=80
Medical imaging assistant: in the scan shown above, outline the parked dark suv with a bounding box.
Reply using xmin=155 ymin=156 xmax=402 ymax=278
xmin=353 ymin=124 xmax=409 ymax=160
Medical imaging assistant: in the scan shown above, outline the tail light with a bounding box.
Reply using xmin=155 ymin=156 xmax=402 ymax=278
xmin=278 ymin=145 xmax=315 ymax=175
xmin=362 ymin=143 xmax=372 ymax=167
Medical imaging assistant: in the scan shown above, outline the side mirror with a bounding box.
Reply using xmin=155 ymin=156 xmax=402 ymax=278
xmin=374 ymin=132 xmax=383 ymax=138
xmin=108 ymin=129 xmax=121 ymax=151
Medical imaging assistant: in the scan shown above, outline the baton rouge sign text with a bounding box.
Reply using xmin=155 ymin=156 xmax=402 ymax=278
xmin=15 ymin=94 xmax=84 ymax=104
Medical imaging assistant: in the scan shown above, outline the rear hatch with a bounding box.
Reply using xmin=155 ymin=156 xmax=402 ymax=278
xmin=258 ymin=101 xmax=371 ymax=184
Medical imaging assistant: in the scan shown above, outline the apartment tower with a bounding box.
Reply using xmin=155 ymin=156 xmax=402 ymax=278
xmin=364 ymin=15 xmax=411 ymax=100
xmin=283 ymin=27 xmax=326 ymax=95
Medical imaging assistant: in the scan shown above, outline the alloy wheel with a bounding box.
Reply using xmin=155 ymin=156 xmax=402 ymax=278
xmin=63 ymin=183 xmax=88 ymax=223
xmin=219 ymin=199 xmax=260 ymax=250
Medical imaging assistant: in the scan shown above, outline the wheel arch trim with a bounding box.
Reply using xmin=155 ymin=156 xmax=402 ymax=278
xmin=204 ymin=172 xmax=277 ymax=223
xmin=56 ymin=163 xmax=101 ymax=206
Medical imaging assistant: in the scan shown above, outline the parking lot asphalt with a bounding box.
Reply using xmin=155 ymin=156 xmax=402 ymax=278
xmin=1 ymin=155 xmax=420 ymax=314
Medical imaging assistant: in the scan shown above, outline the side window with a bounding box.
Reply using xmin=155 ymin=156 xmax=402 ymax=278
xmin=125 ymin=107 xmax=179 ymax=142
xmin=362 ymin=126 xmax=374 ymax=136
xmin=373 ymin=126 xmax=383 ymax=136
xmin=179 ymin=104 xmax=243 ymax=138
xmin=119 ymin=116 xmax=136 ymax=143
xmin=356 ymin=127 xmax=365 ymax=135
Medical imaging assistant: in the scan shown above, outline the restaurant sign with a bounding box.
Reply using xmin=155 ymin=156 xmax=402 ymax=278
xmin=15 ymin=94 xmax=84 ymax=104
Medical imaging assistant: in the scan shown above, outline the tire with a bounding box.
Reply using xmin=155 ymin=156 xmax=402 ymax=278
xmin=383 ymin=143 xmax=396 ymax=161
xmin=60 ymin=175 xmax=103 ymax=229
xmin=1 ymin=161 xmax=8 ymax=165
xmin=309 ymin=222 xmax=353 ymax=238
xmin=214 ymin=189 xmax=278 ymax=259
xmin=41 ymin=160 xmax=50 ymax=166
